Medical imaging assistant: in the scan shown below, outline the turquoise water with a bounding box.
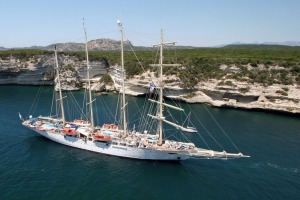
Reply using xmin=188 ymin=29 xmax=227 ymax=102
xmin=0 ymin=85 xmax=299 ymax=200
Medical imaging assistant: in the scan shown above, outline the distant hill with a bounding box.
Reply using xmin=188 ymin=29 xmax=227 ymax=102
xmin=262 ymin=41 xmax=300 ymax=46
xmin=222 ymin=44 xmax=300 ymax=50
xmin=29 ymin=39 xmax=134 ymax=51
xmin=2 ymin=39 xmax=300 ymax=51
xmin=1 ymin=38 xmax=196 ymax=52
xmin=29 ymin=38 xmax=196 ymax=51
xmin=216 ymin=41 xmax=300 ymax=48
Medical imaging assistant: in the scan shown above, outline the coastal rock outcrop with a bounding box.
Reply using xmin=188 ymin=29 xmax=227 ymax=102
xmin=0 ymin=55 xmax=55 ymax=85
xmin=55 ymin=69 xmax=81 ymax=91
xmin=0 ymin=54 xmax=109 ymax=88
xmin=1 ymin=54 xmax=300 ymax=114
xmin=119 ymin=70 xmax=300 ymax=114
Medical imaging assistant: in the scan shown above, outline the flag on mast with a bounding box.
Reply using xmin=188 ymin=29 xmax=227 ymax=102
xmin=150 ymin=81 xmax=156 ymax=93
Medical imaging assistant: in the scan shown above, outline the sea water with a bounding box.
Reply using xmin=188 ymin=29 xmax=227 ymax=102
xmin=0 ymin=85 xmax=299 ymax=200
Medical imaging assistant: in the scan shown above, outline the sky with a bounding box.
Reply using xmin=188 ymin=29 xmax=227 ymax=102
xmin=1 ymin=0 xmax=300 ymax=48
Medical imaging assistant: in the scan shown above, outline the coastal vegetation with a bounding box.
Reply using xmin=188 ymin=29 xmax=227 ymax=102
xmin=1 ymin=45 xmax=300 ymax=88
xmin=43 ymin=71 xmax=55 ymax=80
xmin=100 ymin=74 xmax=113 ymax=83
xmin=0 ymin=49 xmax=50 ymax=61
xmin=56 ymin=45 xmax=300 ymax=88
xmin=61 ymin=64 xmax=76 ymax=72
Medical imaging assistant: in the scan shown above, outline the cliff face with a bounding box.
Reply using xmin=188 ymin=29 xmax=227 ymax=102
xmin=0 ymin=54 xmax=108 ymax=89
xmin=0 ymin=55 xmax=54 ymax=85
xmin=1 ymin=54 xmax=300 ymax=114
xmin=127 ymin=70 xmax=300 ymax=114
xmin=29 ymin=39 xmax=133 ymax=51
xmin=55 ymin=70 xmax=81 ymax=91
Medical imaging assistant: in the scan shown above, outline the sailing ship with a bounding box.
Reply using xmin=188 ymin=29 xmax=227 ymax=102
xmin=21 ymin=20 xmax=249 ymax=161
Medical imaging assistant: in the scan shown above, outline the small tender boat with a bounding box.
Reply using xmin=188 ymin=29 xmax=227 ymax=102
xmin=180 ymin=126 xmax=198 ymax=133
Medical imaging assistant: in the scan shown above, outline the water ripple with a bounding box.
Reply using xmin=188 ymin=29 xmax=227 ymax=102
xmin=251 ymin=162 xmax=299 ymax=173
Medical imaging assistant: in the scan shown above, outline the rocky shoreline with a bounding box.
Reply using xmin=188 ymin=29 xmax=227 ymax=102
xmin=124 ymin=71 xmax=300 ymax=114
xmin=1 ymin=55 xmax=300 ymax=115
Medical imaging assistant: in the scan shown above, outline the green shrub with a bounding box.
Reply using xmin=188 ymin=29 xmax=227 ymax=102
xmin=239 ymin=87 xmax=250 ymax=93
xmin=62 ymin=64 xmax=75 ymax=72
xmin=282 ymin=87 xmax=289 ymax=92
xmin=100 ymin=74 xmax=113 ymax=83
xmin=275 ymin=90 xmax=288 ymax=96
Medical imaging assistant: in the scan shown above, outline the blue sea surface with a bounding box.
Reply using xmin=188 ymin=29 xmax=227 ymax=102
xmin=0 ymin=85 xmax=299 ymax=200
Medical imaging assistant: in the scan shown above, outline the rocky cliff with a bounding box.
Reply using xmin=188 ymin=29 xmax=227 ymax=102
xmin=1 ymin=53 xmax=300 ymax=114
xmin=0 ymin=55 xmax=54 ymax=85
xmin=29 ymin=39 xmax=134 ymax=51
xmin=127 ymin=70 xmax=300 ymax=114
xmin=0 ymin=54 xmax=108 ymax=90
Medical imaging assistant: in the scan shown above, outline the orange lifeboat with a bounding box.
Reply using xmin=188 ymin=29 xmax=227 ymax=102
xmin=62 ymin=128 xmax=77 ymax=135
xmin=112 ymin=125 xmax=118 ymax=130
xmin=74 ymin=119 xmax=90 ymax=125
xmin=93 ymin=134 xmax=111 ymax=141
xmin=103 ymin=124 xmax=118 ymax=130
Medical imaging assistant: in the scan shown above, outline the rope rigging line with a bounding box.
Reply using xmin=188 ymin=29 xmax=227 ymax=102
xmin=186 ymin=104 xmax=222 ymax=150
xmin=114 ymin=93 xmax=121 ymax=124
xmin=127 ymin=99 xmax=146 ymax=128
xmin=140 ymin=104 xmax=154 ymax=132
xmin=69 ymin=91 xmax=89 ymax=121
xmin=168 ymin=96 xmax=212 ymax=149
xmin=164 ymin=128 xmax=191 ymax=144
xmin=162 ymin=98 xmax=212 ymax=149
xmin=81 ymin=87 xmax=88 ymax=120
xmin=94 ymin=97 xmax=100 ymax=125
xmin=181 ymin=112 xmax=189 ymax=126
xmin=55 ymin=92 xmax=59 ymax=119
xmin=203 ymin=105 xmax=241 ymax=152
xmin=124 ymin=31 xmax=160 ymax=85
xmin=97 ymin=95 xmax=116 ymax=124
xmin=126 ymin=38 xmax=145 ymax=73
xmin=65 ymin=92 xmax=70 ymax=121
xmin=64 ymin=92 xmax=70 ymax=119
xmin=27 ymin=84 xmax=44 ymax=118
xmin=127 ymin=88 xmax=161 ymax=132
xmin=139 ymin=93 xmax=156 ymax=130
xmin=141 ymin=93 xmax=159 ymax=133
xmin=49 ymin=86 xmax=56 ymax=117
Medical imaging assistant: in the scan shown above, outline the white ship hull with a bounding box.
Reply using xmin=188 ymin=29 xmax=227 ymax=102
xmin=27 ymin=127 xmax=190 ymax=161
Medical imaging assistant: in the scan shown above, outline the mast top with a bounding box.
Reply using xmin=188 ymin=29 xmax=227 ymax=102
xmin=117 ymin=20 xmax=122 ymax=26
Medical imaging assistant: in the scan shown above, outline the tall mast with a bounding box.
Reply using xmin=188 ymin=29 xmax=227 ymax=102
xmin=117 ymin=20 xmax=127 ymax=137
xmin=158 ymin=30 xmax=164 ymax=145
xmin=54 ymin=46 xmax=66 ymax=126
xmin=149 ymin=30 xmax=181 ymax=146
xmin=83 ymin=18 xmax=94 ymax=128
